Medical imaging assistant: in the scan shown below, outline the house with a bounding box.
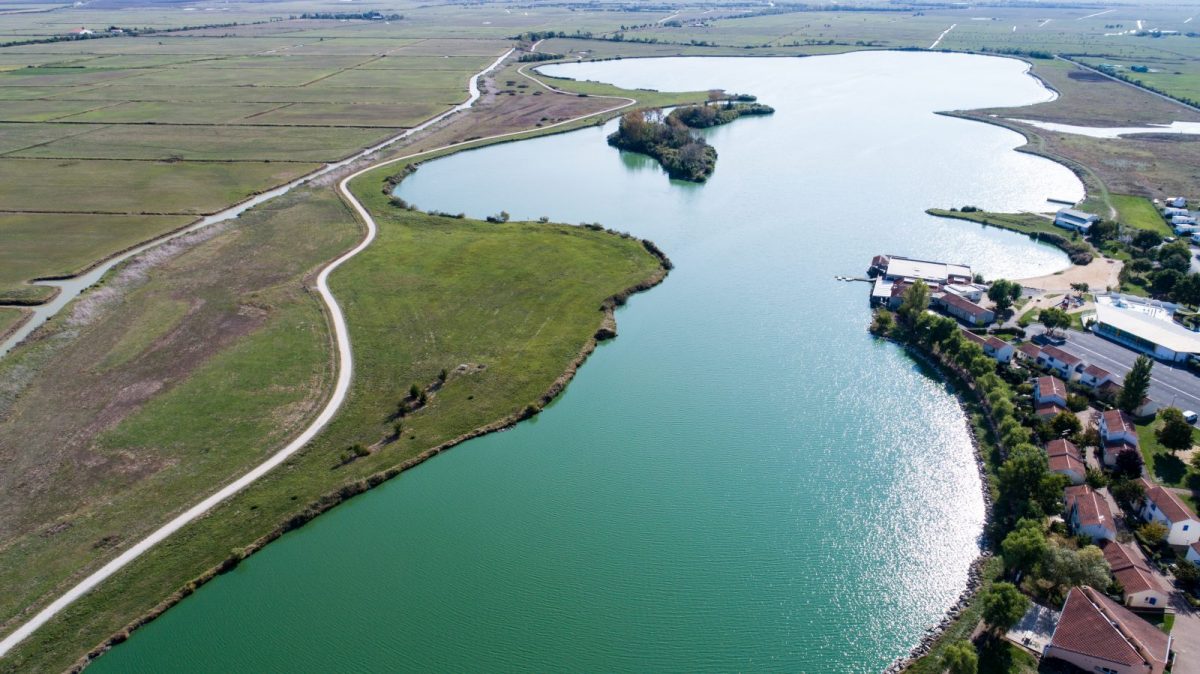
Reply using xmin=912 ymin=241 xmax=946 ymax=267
xmin=1137 ymin=478 xmax=1200 ymax=545
xmin=1101 ymin=541 xmax=1170 ymax=609
xmin=1038 ymin=345 xmax=1085 ymax=380
xmin=67 ymin=26 xmax=93 ymax=35
xmin=1187 ymin=541 xmax=1200 ymax=565
xmin=1167 ymin=196 xmax=1188 ymax=209
xmin=1055 ymin=208 xmax=1100 ymax=233
xmin=1065 ymin=484 xmax=1117 ymax=541
xmin=936 ymin=292 xmax=994 ymax=326
xmin=1043 ymin=586 xmax=1172 ymax=674
xmin=1047 ymin=438 xmax=1087 ymax=485
xmin=1079 ymin=364 xmax=1116 ymax=390
xmin=1101 ymin=409 xmax=1140 ymax=468
xmin=1172 ymin=215 xmax=1197 ymax=226
xmin=1016 ymin=342 xmax=1041 ymax=363
xmin=944 ymin=283 xmax=986 ymax=303
xmin=1034 ymin=376 xmax=1068 ymax=418
xmin=1163 ymin=206 xmax=1189 ymax=218
xmin=962 ymin=329 xmax=1014 ymax=363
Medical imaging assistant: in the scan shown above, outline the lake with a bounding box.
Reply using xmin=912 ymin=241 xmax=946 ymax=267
xmin=92 ymin=51 xmax=1082 ymax=672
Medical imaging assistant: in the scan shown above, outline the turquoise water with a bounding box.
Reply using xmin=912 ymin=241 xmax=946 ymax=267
xmin=93 ymin=52 xmax=1082 ymax=672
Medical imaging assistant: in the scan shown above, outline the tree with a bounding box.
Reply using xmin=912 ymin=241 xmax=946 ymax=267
xmin=988 ymin=279 xmax=1022 ymax=314
xmin=1158 ymin=408 xmax=1194 ymax=451
xmin=898 ymin=279 xmax=930 ymax=325
xmin=1039 ymin=306 xmax=1071 ymax=335
xmin=1002 ymin=519 xmax=1048 ymax=574
xmin=981 ymin=582 xmax=1029 ymax=633
xmin=1173 ymin=273 xmax=1200 ymax=307
xmin=1118 ymin=355 xmax=1153 ymax=413
xmin=1113 ymin=448 xmax=1144 ymax=478
xmin=409 ymin=383 xmax=421 ymax=399
xmin=1138 ymin=521 xmax=1168 ymax=545
xmin=1152 ymin=268 xmax=1184 ymax=296
xmin=1133 ymin=229 xmax=1163 ymax=250
xmin=1175 ymin=560 xmax=1200 ymax=592
xmin=1051 ymin=410 xmax=1083 ymax=439
xmin=1041 ymin=543 xmax=1111 ymax=590
xmin=1110 ymin=478 xmax=1146 ymax=512
xmin=941 ymin=640 xmax=978 ymax=674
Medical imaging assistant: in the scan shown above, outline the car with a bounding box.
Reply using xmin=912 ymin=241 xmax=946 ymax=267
xmin=1186 ymin=410 xmax=1198 ymax=425
xmin=1033 ymin=332 xmax=1066 ymax=346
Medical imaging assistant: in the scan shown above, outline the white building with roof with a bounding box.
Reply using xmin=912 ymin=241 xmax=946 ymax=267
xmin=1055 ymin=208 xmax=1100 ymax=232
xmin=1092 ymin=295 xmax=1200 ymax=363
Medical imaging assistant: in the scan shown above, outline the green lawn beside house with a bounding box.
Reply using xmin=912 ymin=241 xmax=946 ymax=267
xmin=1112 ymin=194 xmax=1171 ymax=237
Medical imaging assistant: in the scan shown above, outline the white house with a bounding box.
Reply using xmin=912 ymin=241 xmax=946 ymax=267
xmin=984 ymin=336 xmax=1015 ymax=364
xmin=1055 ymin=208 xmax=1100 ymax=232
xmin=1034 ymin=375 xmax=1068 ymax=418
xmin=1044 ymin=587 xmax=1172 ymax=674
xmin=944 ymin=283 xmax=985 ymax=303
xmin=1188 ymin=541 xmax=1200 ymax=565
xmin=1016 ymin=342 xmax=1041 ymax=363
xmin=1167 ymin=196 xmax=1188 ymax=209
xmin=1164 ymin=206 xmax=1190 ymax=217
xmin=1172 ymin=215 xmax=1197 ymax=226
xmin=1138 ymin=478 xmax=1200 ymax=546
xmin=1102 ymin=541 xmax=1170 ymax=609
xmin=1079 ymin=364 xmax=1116 ymax=390
xmin=1065 ymin=484 xmax=1117 ymax=541
xmin=1038 ymin=345 xmax=1085 ymax=380
xmin=1100 ymin=409 xmax=1139 ymax=467
xmin=1047 ymin=438 xmax=1086 ymax=485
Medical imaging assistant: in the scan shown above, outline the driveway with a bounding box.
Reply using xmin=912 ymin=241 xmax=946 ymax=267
xmin=1171 ymin=591 xmax=1200 ymax=673
xmin=1025 ymin=325 xmax=1200 ymax=412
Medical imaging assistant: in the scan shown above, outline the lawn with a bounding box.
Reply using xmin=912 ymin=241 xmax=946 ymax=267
xmin=1112 ymin=194 xmax=1171 ymax=236
xmin=1137 ymin=415 xmax=1200 ymax=489
xmin=0 ymin=307 xmax=26 ymax=338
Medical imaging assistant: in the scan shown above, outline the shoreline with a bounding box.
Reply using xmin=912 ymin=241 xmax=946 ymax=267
xmin=68 ymin=237 xmax=671 ymax=672
xmin=884 ymin=341 xmax=997 ymax=673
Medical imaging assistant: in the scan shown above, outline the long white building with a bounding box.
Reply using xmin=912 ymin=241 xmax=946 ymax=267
xmin=1092 ymin=295 xmax=1200 ymax=363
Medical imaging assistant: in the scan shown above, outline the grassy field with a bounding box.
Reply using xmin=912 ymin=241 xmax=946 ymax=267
xmin=1137 ymin=415 xmax=1200 ymax=490
xmin=1112 ymin=193 xmax=1172 ymax=236
xmin=0 ymin=307 xmax=25 ymax=338
xmin=0 ymin=181 xmax=666 ymax=674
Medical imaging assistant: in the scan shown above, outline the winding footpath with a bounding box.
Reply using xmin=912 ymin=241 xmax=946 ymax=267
xmin=0 ymin=49 xmax=638 ymax=660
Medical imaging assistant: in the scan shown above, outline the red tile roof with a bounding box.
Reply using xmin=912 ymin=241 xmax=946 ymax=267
xmin=1049 ymin=452 xmax=1086 ymax=477
xmin=1018 ymin=343 xmax=1041 ymax=359
xmin=1101 ymin=541 xmax=1165 ymax=597
xmin=1042 ymin=344 xmax=1083 ymax=367
xmin=1102 ymin=409 xmax=1136 ymax=437
xmin=1047 ymin=438 xmax=1081 ymax=459
xmin=1065 ymin=484 xmax=1115 ymax=534
xmin=939 ymin=292 xmax=991 ymax=319
xmin=1083 ymin=364 xmax=1112 ymax=380
xmin=1037 ymin=403 xmax=1067 ymax=418
xmin=985 ymin=336 xmax=1010 ymax=351
xmin=1036 ymin=376 xmax=1067 ymax=402
xmin=1048 ymin=587 xmax=1170 ymax=671
xmin=1138 ymin=477 xmax=1196 ymax=524
xmin=961 ymin=329 xmax=986 ymax=346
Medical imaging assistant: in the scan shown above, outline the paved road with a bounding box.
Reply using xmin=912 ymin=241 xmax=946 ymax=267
xmin=1026 ymin=324 xmax=1200 ymax=412
xmin=0 ymin=50 xmax=642 ymax=659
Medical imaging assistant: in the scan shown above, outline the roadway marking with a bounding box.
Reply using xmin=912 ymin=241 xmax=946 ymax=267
xmin=1038 ymin=19 xmax=1052 ymax=28
xmin=1063 ymin=338 xmax=1200 ymax=407
xmin=1077 ymin=8 xmax=1115 ymax=20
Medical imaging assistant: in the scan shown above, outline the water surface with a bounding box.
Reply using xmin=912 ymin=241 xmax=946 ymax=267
xmin=94 ymin=52 xmax=1082 ymax=672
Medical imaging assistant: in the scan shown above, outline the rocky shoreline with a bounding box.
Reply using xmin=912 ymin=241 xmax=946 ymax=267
xmin=881 ymin=342 xmax=998 ymax=673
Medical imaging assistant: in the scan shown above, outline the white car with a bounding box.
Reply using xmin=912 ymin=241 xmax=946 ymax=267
xmin=1185 ymin=410 xmax=1198 ymax=425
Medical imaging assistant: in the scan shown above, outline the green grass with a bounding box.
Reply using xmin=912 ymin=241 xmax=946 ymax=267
xmin=0 ymin=306 xmax=26 ymax=338
xmin=927 ymin=208 xmax=1072 ymax=240
xmin=1112 ymin=194 xmax=1171 ymax=236
xmin=1137 ymin=415 xmax=1200 ymax=489
xmin=0 ymin=212 xmax=193 ymax=302
xmin=0 ymin=183 xmax=665 ymax=674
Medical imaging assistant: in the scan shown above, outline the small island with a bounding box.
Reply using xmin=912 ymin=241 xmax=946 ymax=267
xmin=607 ymin=100 xmax=775 ymax=182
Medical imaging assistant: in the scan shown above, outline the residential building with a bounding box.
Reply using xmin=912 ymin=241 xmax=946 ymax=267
xmin=1016 ymin=342 xmax=1041 ymax=363
xmin=1167 ymin=197 xmax=1187 ymax=209
xmin=1038 ymin=345 xmax=1085 ymax=380
xmin=1188 ymin=541 xmax=1200 ymax=565
xmin=1164 ymin=206 xmax=1189 ymax=217
xmin=961 ymin=329 xmax=1014 ymax=363
xmin=944 ymin=283 xmax=986 ymax=303
xmin=1093 ymin=294 xmax=1200 ymax=363
xmin=1101 ymin=541 xmax=1169 ymax=609
xmin=1101 ymin=409 xmax=1139 ymax=468
xmin=1047 ymin=438 xmax=1086 ymax=485
xmin=1034 ymin=376 xmax=1068 ymax=418
xmin=1079 ymin=364 xmax=1116 ymax=391
xmin=1137 ymin=478 xmax=1200 ymax=545
xmin=1043 ymin=586 xmax=1172 ymax=674
xmin=936 ymin=292 xmax=994 ymax=327
xmin=1065 ymin=484 xmax=1117 ymax=542
xmin=1054 ymin=208 xmax=1100 ymax=233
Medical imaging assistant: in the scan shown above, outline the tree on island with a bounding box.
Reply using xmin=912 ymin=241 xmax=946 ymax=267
xmin=1118 ymin=355 xmax=1153 ymax=414
xmin=1159 ymin=407 xmax=1194 ymax=451
xmin=941 ymin=641 xmax=978 ymax=674
xmin=981 ymin=582 xmax=1029 ymax=634
xmin=987 ymin=279 xmax=1022 ymax=314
